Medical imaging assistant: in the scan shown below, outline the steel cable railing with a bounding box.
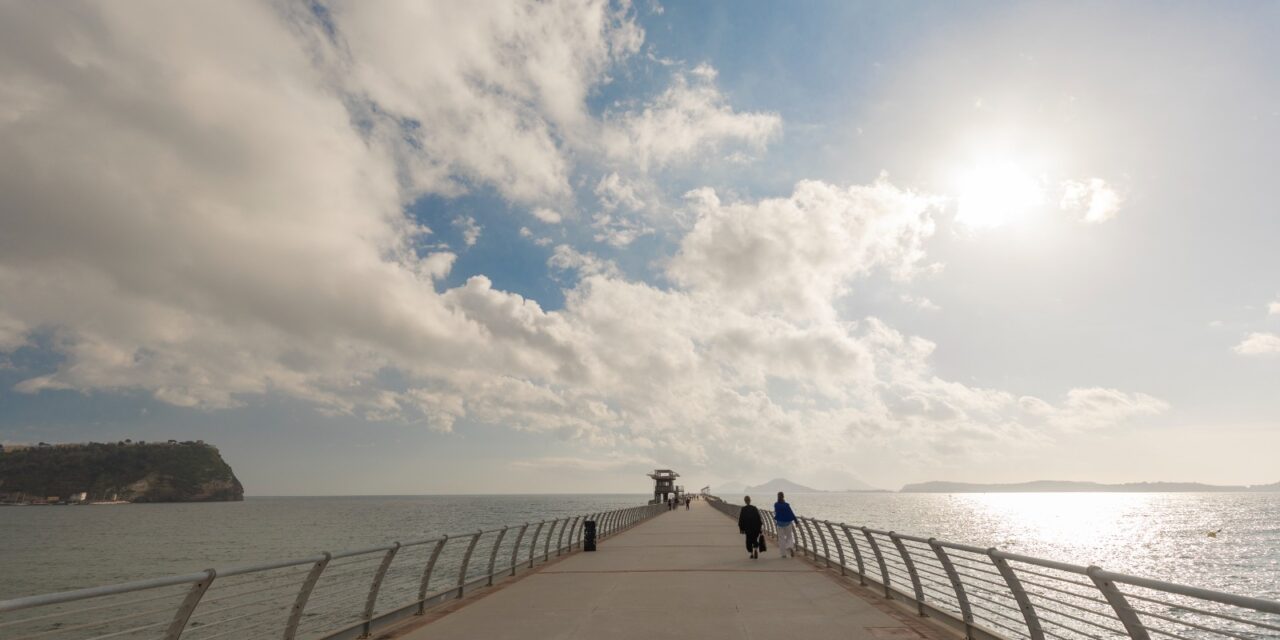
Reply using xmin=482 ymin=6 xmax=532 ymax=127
xmin=705 ymin=496 xmax=1280 ymax=640
xmin=0 ymin=503 xmax=666 ymax=640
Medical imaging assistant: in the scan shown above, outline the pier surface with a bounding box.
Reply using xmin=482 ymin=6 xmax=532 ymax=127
xmin=399 ymin=500 xmax=950 ymax=640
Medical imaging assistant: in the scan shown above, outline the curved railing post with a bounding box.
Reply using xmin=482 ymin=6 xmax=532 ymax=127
xmin=557 ymin=517 xmax=571 ymax=555
xmin=814 ymin=519 xmax=832 ymax=568
xmin=456 ymin=530 xmax=482 ymax=599
xmin=508 ymin=524 xmax=529 ymax=576
xmin=840 ymin=525 xmax=866 ymax=585
xmin=527 ymin=521 xmax=545 ymax=568
xmin=415 ymin=539 xmax=446 ymax=615
xmin=862 ymin=527 xmax=892 ymax=598
xmin=361 ymin=542 xmax=401 ymax=637
xmin=542 ymin=520 xmax=556 ymax=561
xmin=566 ymin=517 xmax=581 ymax=551
xmin=1087 ymin=566 xmax=1151 ymax=640
xmin=824 ymin=521 xmax=846 ymax=576
xmin=486 ymin=527 xmax=508 ymax=586
xmin=286 ymin=552 xmax=331 ymax=638
xmin=889 ymin=533 xmax=925 ymax=616
xmin=988 ymin=548 xmax=1045 ymax=640
xmin=791 ymin=516 xmax=806 ymax=556
xmin=791 ymin=516 xmax=806 ymax=555
xmin=163 ymin=568 xmax=215 ymax=640
xmin=930 ymin=539 xmax=974 ymax=640
xmin=799 ymin=518 xmax=818 ymax=559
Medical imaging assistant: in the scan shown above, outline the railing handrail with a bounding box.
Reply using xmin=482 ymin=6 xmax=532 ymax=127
xmin=0 ymin=503 xmax=669 ymax=639
xmin=704 ymin=495 xmax=1280 ymax=640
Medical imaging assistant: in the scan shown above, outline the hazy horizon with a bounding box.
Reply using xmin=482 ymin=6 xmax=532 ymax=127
xmin=1 ymin=2 xmax=1277 ymax=495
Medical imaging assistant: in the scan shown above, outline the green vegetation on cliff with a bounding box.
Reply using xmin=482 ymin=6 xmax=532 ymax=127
xmin=0 ymin=441 xmax=243 ymax=502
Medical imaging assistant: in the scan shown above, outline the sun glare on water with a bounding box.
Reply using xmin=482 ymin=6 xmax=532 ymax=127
xmin=953 ymin=160 xmax=1046 ymax=229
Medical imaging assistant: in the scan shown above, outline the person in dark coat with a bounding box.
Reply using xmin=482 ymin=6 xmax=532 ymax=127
xmin=737 ymin=496 xmax=764 ymax=559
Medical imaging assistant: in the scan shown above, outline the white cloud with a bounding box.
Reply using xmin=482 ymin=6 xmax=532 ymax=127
xmin=0 ymin=3 xmax=1167 ymax=483
xmin=325 ymin=0 xmax=642 ymax=204
xmin=1234 ymin=332 xmax=1280 ymax=356
xmin=548 ymin=245 xmax=621 ymax=279
xmin=513 ymin=452 xmax=656 ymax=471
xmin=603 ymin=66 xmax=781 ymax=170
xmin=900 ymin=294 xmax=941 ymax=311
xmin=0 ymin=312 xmax=26 ymax=352
xmin=1269 ymin=300 xmax=1280 ymax=316
xmin=594 ymin=172 xmax=645 ymax=211
xmin=669 ymin=178 xmax=940 ymax=321
xmin=532 ymin=207 xmax=563 ymax=224
xmin=591 ymin=213 xmax=654 ymax=247
xmin=452 ymin=216 xmax=483 ymax=247
xmin=420 ymin=252 xmax=457 ymax=280
xmin=1060 ymin=178 xmax=1123 ymax=223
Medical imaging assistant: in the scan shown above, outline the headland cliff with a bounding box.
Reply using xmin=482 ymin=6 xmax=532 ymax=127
xmin=0 ymin=441 xmax=243 ymax=503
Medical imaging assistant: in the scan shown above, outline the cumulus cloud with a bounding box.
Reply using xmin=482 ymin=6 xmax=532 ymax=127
xmin=452 ymin=216 xmax=483 ymax=247
xmin=1234 ymin=332 xmax=1280 ymax=356
xmin=595 ymin=172 xmax=646 ymax=212
xmin=669 ymin=179 xmax=939 ymax=321
xmin=325 ymin=0 xmax=643 ymax=203
xmin=548 ymin=245 xmax=621 ymax=279
xmin=1060 ymin=178 xmax=1123 ymax=223
xmin=513 ymin=452 xmax=657 ymax=471
xmin=0 ymin=312 xmax=26 ymax=352
xmin=532 ymin=207 xmax=563 ymax=224
xmin=602 ymin=65 xmax=781 ymax=170
xmin=0 ymin=2 xmax=1165 ymax=481
xmin=900 ymin=294 xmax=941 ymax=311
xmin=591 ymin=212 xmax=655 ymax=248
xmin=1269 ymin=300 xmax=1280 ymax=316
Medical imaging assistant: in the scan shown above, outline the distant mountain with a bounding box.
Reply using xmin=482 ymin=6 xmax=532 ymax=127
xmin=901 ymin=480 xmax=1280 ymax=493
xmin=744 ymin=478 xmax=819 ymax=494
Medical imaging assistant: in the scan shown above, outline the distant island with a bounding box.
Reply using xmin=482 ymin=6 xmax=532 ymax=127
xmin=900 ymin=480 xmax=1280 ymax=493
xmin=0 ymin=440 xmax=243 ymax=504
xmin=716 ymin=477 xmax=888 ymax=496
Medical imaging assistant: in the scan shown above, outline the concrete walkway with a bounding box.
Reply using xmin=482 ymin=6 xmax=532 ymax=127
xmin=397 ymin=500 xmax=952 ymax=640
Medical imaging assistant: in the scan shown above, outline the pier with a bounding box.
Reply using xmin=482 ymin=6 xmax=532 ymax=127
xmin=396 ymin=498 xmax=944 ymax=640
xmin=1 ymin=496 xmax=1277 ymax=640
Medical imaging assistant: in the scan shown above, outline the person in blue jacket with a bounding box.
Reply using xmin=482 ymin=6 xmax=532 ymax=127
xmin=773 ymin=491 xmax=797 ymax=558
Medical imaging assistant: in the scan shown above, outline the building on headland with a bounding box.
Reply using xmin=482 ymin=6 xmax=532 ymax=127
xmin=69 ymin=492 xmax=88 ymax=504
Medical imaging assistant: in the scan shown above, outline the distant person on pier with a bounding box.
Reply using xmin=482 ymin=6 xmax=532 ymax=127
xmin=685 ymin=496 xmax=690 ymax=510
xmin=773 ymin=491 xmax=797 ymax=558
xmin=738 ymin=496 xmax=764 ymax=559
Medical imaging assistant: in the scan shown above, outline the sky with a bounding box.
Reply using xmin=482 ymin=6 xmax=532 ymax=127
xmin=0 ymin=1 xmax=1277 ymax=495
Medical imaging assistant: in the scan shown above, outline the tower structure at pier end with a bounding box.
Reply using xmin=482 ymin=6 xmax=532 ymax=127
xmin=647 ymin=469 xmax=680 ymax=504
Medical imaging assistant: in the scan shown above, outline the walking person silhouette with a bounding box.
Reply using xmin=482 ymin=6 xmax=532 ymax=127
xmin=738 ymin=496 xmax=764 ymax=559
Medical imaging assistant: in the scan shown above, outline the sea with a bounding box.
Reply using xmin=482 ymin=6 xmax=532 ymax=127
xmin=1 ymin=492 xmax=1277 ymax=601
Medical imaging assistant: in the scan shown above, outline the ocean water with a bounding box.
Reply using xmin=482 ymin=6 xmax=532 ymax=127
xmin=0 ymin=494 xmax=649 ymax=599
xmin=1 ymin=492 xmax=1276 ymax=602
xmin=787 ymin=491 xmax=1280 ymax=600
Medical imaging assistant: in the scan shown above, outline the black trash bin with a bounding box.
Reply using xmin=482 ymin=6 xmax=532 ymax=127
xmin=583 ymin=520 xmax=597 ymax=552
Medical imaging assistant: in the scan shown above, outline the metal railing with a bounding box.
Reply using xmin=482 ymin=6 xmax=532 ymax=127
xmin=707 ymin=497 xmax=1280 ymax=640
xmin=0 ymin=504 xmax=665 ymax=640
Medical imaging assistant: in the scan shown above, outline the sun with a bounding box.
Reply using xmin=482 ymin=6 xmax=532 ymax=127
xmin=953 ymin=160 xmax=1046 ymax=229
